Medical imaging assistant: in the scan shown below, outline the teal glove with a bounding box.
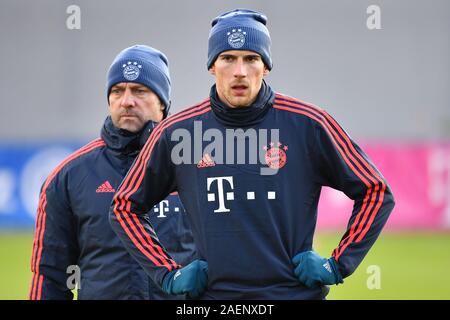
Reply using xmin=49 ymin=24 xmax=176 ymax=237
xmin=162 ymin=260 xmax=208 ymax=298
xmin=292 ymin=251 xmax=343 ymax=288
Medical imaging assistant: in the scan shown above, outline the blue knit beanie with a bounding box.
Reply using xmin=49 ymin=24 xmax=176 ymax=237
xmin=207 ymin=9 xmax=272 ymax=70
xmin=107 ymin=45 xmax=171 ymax=116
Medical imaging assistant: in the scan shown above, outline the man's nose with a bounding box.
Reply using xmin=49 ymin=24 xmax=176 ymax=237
xmin=120 ymin=88 xmax=136 ymax=108
xmin=233 ymin=59 xmax=247 ymax=78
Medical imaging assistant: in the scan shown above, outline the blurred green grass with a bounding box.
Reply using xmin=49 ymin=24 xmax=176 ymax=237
xmin=0 ymin=231 xmax=33 ymax=300
xmin=316 ymin=232 xmax=450 ymax=299
xmin=0 ymin=231 xmax=449 ymax=300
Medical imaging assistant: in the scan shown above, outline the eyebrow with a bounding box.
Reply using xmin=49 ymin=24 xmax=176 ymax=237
xmin=245 ymin=55 xmax=261 ymax=59
xmin=219 ymin=54 xmax=261 ymax=59
xmin=111 ymin=84 xmax=147 ymax=90
xmin=130 ymin=85 xmax=149 ymax=90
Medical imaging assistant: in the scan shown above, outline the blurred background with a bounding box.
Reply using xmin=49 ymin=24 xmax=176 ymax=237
xmin=0 ymin=0 xmax=449 ymax=299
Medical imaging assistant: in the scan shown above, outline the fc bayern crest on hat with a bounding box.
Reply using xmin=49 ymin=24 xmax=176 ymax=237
xmin=227 ymin=29 xmax=247 ymax=48
xmin=122 ymin=61 xmax=142 ymax=81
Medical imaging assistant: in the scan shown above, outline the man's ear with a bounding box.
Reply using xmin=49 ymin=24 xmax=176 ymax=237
xmin=159 ymin=100 xmax=166 ymax=120
xmin=263 ymin=66 xmax=270 ymax=76
xmin=209 ymin=65 xmax=216 ymax=75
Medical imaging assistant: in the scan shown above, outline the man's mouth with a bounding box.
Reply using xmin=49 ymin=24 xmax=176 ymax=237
xmin=231 ymin=85 xmax=248 ymax=95
xmin=121 ymin=114 xmax=138 ymax=121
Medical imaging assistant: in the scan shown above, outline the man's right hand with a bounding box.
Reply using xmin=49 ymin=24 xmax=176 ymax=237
xmin=162 ymin=260 xmax=208 ymax=298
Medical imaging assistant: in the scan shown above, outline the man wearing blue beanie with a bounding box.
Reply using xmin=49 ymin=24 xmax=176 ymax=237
xmin=107 ymin=45 xmax=171 ymax=119
xmin=110 ymin=10 xmax=394 ymax=299
xmin=207 ymin=9 xmax=272 ymax=71
xmin=30 ymin=45 xmax=197 ymax=300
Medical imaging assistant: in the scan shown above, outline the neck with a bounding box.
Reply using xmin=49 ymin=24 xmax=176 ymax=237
xmin=209 ymin=80 xmax=275 ymax=127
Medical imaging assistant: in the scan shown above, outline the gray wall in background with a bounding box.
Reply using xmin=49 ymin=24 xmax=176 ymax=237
xmin=0 ymin=0 xmax=449 ymax=141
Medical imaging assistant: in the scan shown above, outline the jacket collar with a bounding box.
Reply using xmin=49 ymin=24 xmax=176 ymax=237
xmin=100 ymin=116 xmax=157 ymax=155
xmin=209 ymin=80 xmax=275 ymax=127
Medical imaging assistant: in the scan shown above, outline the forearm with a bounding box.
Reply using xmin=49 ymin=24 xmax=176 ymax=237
xmin=332 ymin=186 xmax=395 ymax=277
xmin=109 ymin=207 xmax=179 ymax=288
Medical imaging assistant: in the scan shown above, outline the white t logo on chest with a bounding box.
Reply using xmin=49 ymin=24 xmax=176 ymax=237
xmin=207 ymin=176 xmax=234 ymax=213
